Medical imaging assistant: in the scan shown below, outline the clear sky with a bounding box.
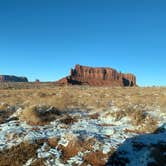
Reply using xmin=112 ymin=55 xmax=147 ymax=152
xmin=0 ymin=0 xmax=166 ymax=86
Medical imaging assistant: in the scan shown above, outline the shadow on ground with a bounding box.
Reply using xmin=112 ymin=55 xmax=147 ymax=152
xmin=106 ymin=124 xmax=166 ymax=166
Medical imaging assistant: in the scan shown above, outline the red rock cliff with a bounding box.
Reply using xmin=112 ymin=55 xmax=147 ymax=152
xmin=56 ymin=64 xmax=136 ymax=86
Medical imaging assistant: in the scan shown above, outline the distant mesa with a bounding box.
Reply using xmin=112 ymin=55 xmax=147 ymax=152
xmin=0 ymin=75 xmax=28 ymax=82
xmin=56 ymin=64 xmax=136 ymax=87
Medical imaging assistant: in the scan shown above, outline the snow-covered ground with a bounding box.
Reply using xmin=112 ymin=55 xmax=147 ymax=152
xmin=0 ymin=104 xmax=166 ymax=166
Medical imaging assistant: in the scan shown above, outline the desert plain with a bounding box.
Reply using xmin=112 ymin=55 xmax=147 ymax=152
xmin=0 ymin=83 xmax=166 ymax=166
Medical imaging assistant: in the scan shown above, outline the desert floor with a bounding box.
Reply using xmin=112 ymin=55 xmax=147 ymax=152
xmin=0 ymin=83 xmax=166 ymax=166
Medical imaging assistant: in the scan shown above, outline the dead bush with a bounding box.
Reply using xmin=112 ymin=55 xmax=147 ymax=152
xmin=89 ymin=113 xmax=100 ymax=119
xmin=141 ymin=116 xmax=158 ymax=133
xmin=0 ymin=103 xmax=9 ymax=110
xmin=59 ymin=137 xmax=96 ymax=162
xmin=110 ymin=110 xmax=127 ymax=121
xmin=0 ymin=142 xmax=40 ymax=166
xmin=20 ymin=105 xmax=62 ymax=125
xmin=60 ymin=115 xmax=78 ymax=125
xmin=0 ymin=104 xmax=16 ymax=124
xmin=83 ymin=150 xmax=108 ymax=166
xmin=59 ymin=139 xmax=82 ymax=161
xmin=130 ymin=110 xmax=146 ymax=126
xmin=47 ymin=137 xmax=59 ymax=148
xmin=31 ymin=159 xmax=45 ymax=166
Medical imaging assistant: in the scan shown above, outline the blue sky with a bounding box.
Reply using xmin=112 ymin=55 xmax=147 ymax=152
xmin=0 ymin=0 xmax=166 ymax=86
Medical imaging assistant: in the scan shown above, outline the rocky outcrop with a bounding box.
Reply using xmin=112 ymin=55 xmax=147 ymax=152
xmin=56 ymin=64 xmax=136 ymax=87
xmin=0 ymin=75 xmax=28 ymax=82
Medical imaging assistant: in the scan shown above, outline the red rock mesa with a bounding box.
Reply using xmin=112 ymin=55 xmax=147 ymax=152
xmin=0 ymin=75 xmax=28 ymax=82
xmin=56 ymin=64 xmax=136 ymax=87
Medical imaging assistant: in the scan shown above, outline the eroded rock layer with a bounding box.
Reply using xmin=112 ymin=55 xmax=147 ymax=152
xmin=56 ymin=64 xmax=136 ymax=86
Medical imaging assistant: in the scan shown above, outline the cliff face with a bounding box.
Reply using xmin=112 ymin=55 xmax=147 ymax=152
xmin=0 ymin=75 xmax=28 ymax=82
xmin=56 ymin=64 xmax=136 ymax=87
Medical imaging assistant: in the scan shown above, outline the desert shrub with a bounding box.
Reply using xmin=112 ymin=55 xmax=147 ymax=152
xmin=111 ymin=106 xmax=146 ymax=125
xmin=0 ymin=103 xmax=17 ymax=124
xmin=0 ymin=103 xmax=9 ymax=110
xmin=129 ymin=109 xmax=146 ymax=126
xmin=81 ymin=138 xmax=96 ymax=151
xmin=0 ymin=110 xmax=10 ymax=124
xmin=47 ymin=137 xmax=59 ymax=148
xmin=126 ymin=107 xmax=158 ymax=132
xmin=141 ymin=116 xmax=158 ymax=133
xmin=20 ymin=105 xmax=62 ymax=125
xmin=89 ymin=113 xmax=100 ymax=119
xmin=31 ymin=159 xmax=45 ymax=166
xmin=59 ymin=138 xmax=82 ymax=161
xmin=60 ymin=115 xmax=78 ymax=125
xmin=0 ymin=142 xmax=41 ymax=166
xmin=58 ymin=137 xmax=96 ymax=162
xmin=110 ymin=105 xmax=158 ymax=133
xmin=110 ymin=110 xmax=127 ymax=121
xmin=83 ymin=150 xmax=108 ymax=166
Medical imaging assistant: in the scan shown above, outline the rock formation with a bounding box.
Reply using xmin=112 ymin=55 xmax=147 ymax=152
xmin=56 ymin=64 xmax=136 ymax=86
xmin=0 ymin=75 xmax=28 ymax=82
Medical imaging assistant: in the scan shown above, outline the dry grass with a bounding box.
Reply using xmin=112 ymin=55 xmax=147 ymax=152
xmin=0 ymin=85 xmax=165 ymax=165
xmin=83 ymin=150 xmax=108 ymax=166
xmin=89 ymin=113 xmax=100 ymax=119
xmin=0 ymin=142 xmax=43 ymax=166
xmin=58 ymin=137 xmax=97 ymax=162
xmin=20 ymin=105 xmax=62 ymax=125
xmin=0 ymin=110 xmax=11 ymax=124
xmin=60 ymin=115 xmax=78 ymax=125
xmin=0 ymin=86 xmax=166 ymax=111
xmin=0 ymin=103 xmax=17 ymax=124
xmin=0 ymin=85 xmax=165 ymax=133
xmin=60 ymin=140 xmax=82 ymax=161
xmin=129 ymin=110 xmax=158 ymax=133
xmin=159 ymin=95 xmax=166 ymax=112
xmin=110 ymin=107 xmax=147 ymax=124
xmin=110 ymin=106 xmax=158 ymax=133
xmin=47 ymin=137 xmax=59 ymax=147
xmin=31 ymin=159 xmax=45 ymax=166
xmin=19 ymin=105 xmax=78 ymax=126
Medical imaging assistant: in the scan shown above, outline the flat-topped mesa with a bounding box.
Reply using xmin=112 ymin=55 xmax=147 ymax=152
xmin=71 ymin=65 xmax=118 ymax=80
xmin=0 ymin=75 xmax=28 ymax=82
xmin=56 ymin=64 xmax=136 ymax=86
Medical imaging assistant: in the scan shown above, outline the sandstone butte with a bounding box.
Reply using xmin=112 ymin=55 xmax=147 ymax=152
xmin=0 ymin=75 xmax=28 ymax=82
xmin=56 ymin=64 xmax=136 ymax=87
